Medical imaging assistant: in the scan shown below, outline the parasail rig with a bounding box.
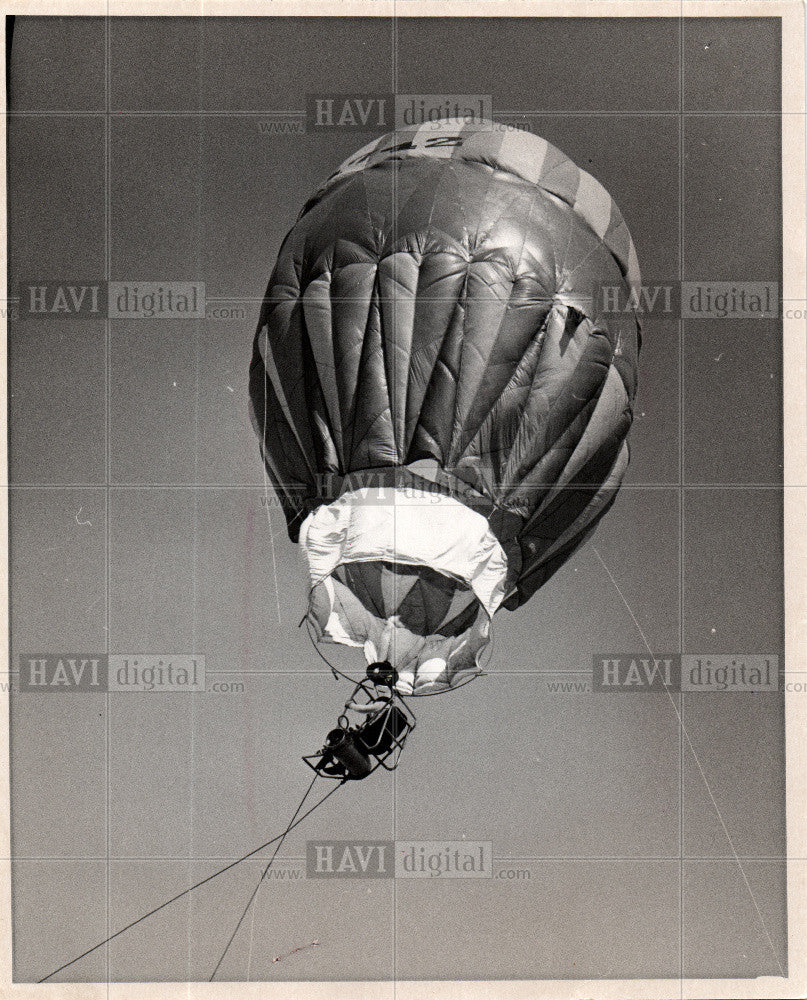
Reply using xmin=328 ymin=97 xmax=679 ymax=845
xmin=250 ymin=118 xmax=642 ymax=759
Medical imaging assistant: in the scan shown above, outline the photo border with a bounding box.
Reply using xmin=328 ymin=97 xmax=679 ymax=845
xmin=0 ymin=2 xmax=803 ymax=997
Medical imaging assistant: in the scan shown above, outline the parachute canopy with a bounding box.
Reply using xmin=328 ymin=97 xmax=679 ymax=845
xmin=250 ymin=118 xmax=641 ymax=695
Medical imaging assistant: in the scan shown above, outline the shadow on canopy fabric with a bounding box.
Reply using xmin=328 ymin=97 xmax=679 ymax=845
xmin=249 ymin=118 xmax=642 ymax=695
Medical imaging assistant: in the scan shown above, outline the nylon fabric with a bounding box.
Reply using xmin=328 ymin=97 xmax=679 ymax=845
xmin=249 ymin=118 xmax=642 ymax=689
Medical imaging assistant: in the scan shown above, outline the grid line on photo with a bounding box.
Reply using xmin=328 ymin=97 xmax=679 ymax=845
xmin=2 ymin=483 xmax=797 ymax=489
xmin=7 ymin=854 xmax=799 ymax=862
xmin=103 ymin=12 xmax=111 ymax=996
xmin=391 ymin=11 xmax=399 ymax=996
xmin=4 ymin=110 xmax=799 ymax=118
xmin=185 ymin=16 xmax=202 ymax=982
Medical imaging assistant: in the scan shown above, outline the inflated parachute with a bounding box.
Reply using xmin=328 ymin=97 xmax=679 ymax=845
xmin=250 ymin=119 xmax=641 ymax=696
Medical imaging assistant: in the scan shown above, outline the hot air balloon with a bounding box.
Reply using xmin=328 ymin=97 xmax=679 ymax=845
xmin=37 ymin=122 xmax=644 ymax=982
xmin=249 ymin=118 xmax=641 ymax=778
xmin=37 ymin=120 xmax=643 ymax=989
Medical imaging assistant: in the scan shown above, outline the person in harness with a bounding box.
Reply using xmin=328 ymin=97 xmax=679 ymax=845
xmin=311 ymin=663 xmax=414 ymax=779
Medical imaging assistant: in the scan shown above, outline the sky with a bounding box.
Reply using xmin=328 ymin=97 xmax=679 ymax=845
xmin=7 ymin=14 xmax=786 ymax=984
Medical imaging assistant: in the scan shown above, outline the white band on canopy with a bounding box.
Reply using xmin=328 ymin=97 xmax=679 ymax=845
xmin=299 ymin=487 xmax=509 ymax=617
